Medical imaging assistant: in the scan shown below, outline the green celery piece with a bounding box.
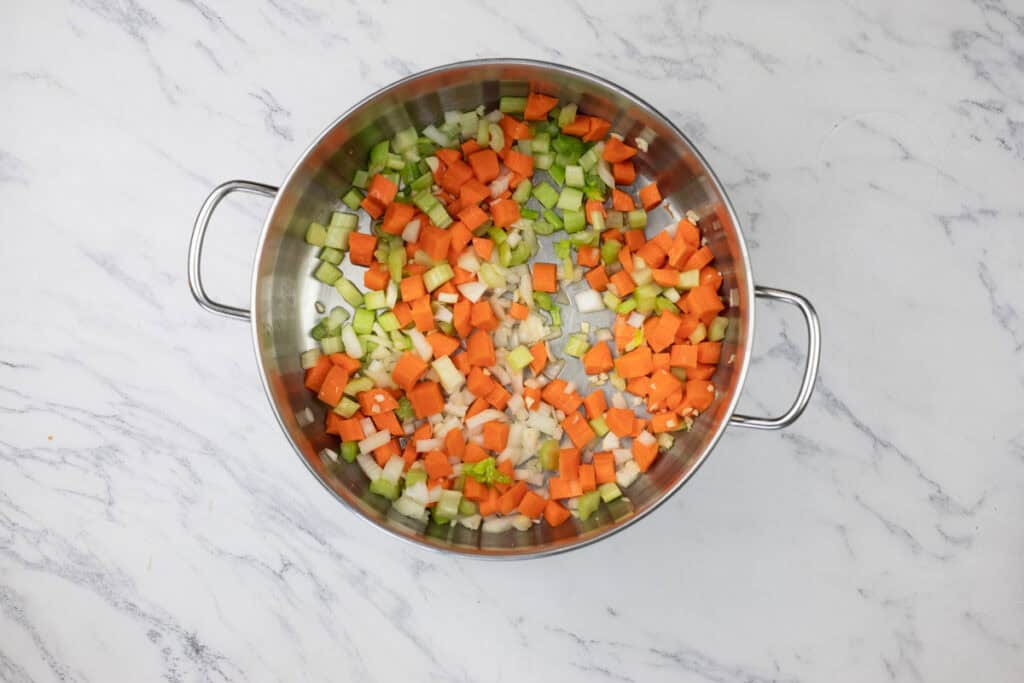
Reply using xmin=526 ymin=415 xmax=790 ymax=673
xmin=499 ymin=96 xmax=527 ymax=113
xmin=532 ymin=291 xmax=553 ymax=311
xmin=549 ymin=163 xmax=566 ymax=186
xmin=539 ymin=439 xmax=560 ymax=470
xmin=340 ymin=441 xmax=358 ymax=462
xmin=405 ymin=467 xmax=428 ymax=487
xmin=628 ymin=209 xmax=648 ymax=229
xmin=598 ymin=482 xmax=622 ymax=503
xmin=557 ymin=187 xmax=583 ymax=211
xmin=305 ymin=222 xmax=327 ymax=246
xmin=532 ymin=182 xmax=560 ymax=209
xmin=462 ymin=457 xmax=511 ymax=485
xmin=565 ymin=333 xmax=590 ymax=358
xmin=314 ymin=262 xmax=342 ymax=285
xmin=335 ymin=277 xmax=364 ymax=307
xmin=319 ymin=247 xmax=343 ymax=265
xmin=512 ymin=179 xmax=532 ymax=204
xmin=369 ymin=478 xmax=400 ymax=501
xmin=520 ymin=208 xmax=539 ymax=220
xmin=600 ymin=240 xmax=622 ymax=265
xmin=343 ymin=376 xmax=373 ymax=396
xmin=352 ymin=308 xmax=374 ymax=335
xmin=533 ymin=220 xmax=555 ymax=236
xmin=589 ymin=416 xmax=609 ymax=437
xmin=563 ymin=210 xmax=585 ymax=234
xmin=341 ymin=188 xmax=363 ymax=210
xmin=334 ymin=397 xmax=360 ymax=418
xmin=578 ymin=490 xmax=601 ymax=521
xmin=708 ymin=316 xmax=729 ymax=341
xmin=543 ymin=208 xmax=564 ymax=230
xmin=507 ymin=345 xmax=533 ymax=371
xmin=396 ymin=396 xmax=414 ymax=422
xmin=352 ymin=170 xmax=369 ymax=190
xmin=458 ymin=499 xmax=477 ymax=516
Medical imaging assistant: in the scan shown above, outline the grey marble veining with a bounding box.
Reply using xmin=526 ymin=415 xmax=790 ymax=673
xmin=2 ymin=0 xmax=1023 ymax=681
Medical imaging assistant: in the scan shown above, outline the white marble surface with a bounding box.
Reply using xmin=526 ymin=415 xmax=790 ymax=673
xmin=3 ymin=0 xmax=1023 ymax=680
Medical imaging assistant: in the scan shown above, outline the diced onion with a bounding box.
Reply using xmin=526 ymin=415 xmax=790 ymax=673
xmin=356 ymin=453 xmax=382 ymax=479
xmin=457 ymin=281 xmax=487 ymax=303
xmin=407 ymin=328 xmax=433 ymax=361
xmin=574 ymin=290 xmax=604 ymax=313
xmin=466 ymin=408 xmax=507 ymax=430
xmin=416 ymin=438 xmax=443 ymax=452
xmin=402 ymin=219 xmax=421 ymax=243
xmin=627 ymin=312 xmax=646 ymax=328
xmin=359 ymin=430 xmax=391 ymax=455
xmin=482 ymin=516 xmax=513 ymax=533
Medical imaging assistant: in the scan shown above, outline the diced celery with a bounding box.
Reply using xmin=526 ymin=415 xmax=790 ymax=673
xmin=328 ymin=306 xmax=350 ymax=328
xmin=437 ymin=321 xmax=455 ymax=336
xmin=427 ymin=203 xmax=452 ymax=228
xmin=507 ymin=345 xmax=533 ymax=371
xmin=436 ymin=489 xmax=462 ymax=519
xmin=341 ymin=188 xmax=363 ymax=210
xmin=534 ymin=152 xmax=553 ymax=170
xmin=689 ymin=322 xmax=707 ymax=344
xmin=598 ymin=482 xmax=622 ymax=503
xmin=300 ymin=347 xmax=321 ymax=369
xmin=458 ymin=499 xmax=477 ymax=516
xmin=487 ymin=226 xmax=508 ymax=245
xmin=340 ymin=441 xmax=358 ymax=462
xmin=602 ymin=291 xmax=621 ymax=310
xmin=378 ymin=312 xmax=400 ymax=332
xmin=334 ymin=397 xmax=360 ymax=418
xmin=412 ymin=189 xmax=439 ymax=212
xmin=539 ymin=439 xmax=560 ymax=470
xmin=331 ymin=211 xmax=358 ymax=229
xmin=424 ymin=264 xmax=454 ymax=291
xmin=566 ymin=164 xmax=586 ymax=189
xmin=410 ymin=172 xmax=433 ymax=192
xmin=352 ymin=170 xmax=369 ymax=190
xmin=553 ymin=134 xmax=584 ymax=156
xmin=369 ymin=478 xmax=400 ymax=501
xmin=451 ymin=474 xmax=465 ymax=492
xmin=628 ymin=209 xmax=647 ymax=229
xmin=558 ymin=103 xmax=578 ymax=128
xmin=416 ymin=138 xmax=436 ymax=156
xmin=521 ymin=208 xmax=540 ymax=220
xmin=531 ymin=132 xmax=551 ymax=153
xmin=498 ymin=242 xmax=512 ymax=268
xmin=405 ymin=467 xmax=428 ymax=487
xmin=388 ymin=247 xmax=405 ymax=284
xmin=549 ymin=163 xmax=565 ymax=186
xmin=385 ymin=156 xmax=404 ymax=173
xmin=352 ymin=308 xmax=375 ymax=335
xmin=533 ymin=220 xmax=555 ymax=236
xmin=584 ymin=185 xmax=605 ymax=202
xmin=391 ymin=330 xmax=412 ymax=350
xmin=578 ymin=490 xmax=601 ymax=521
xmin=479 ymin=263 xmax=507 ymax=289
xmin=617 ymin=298 xmax=637 ymax=314
xmin=557 ymin=187 xmax=583 ymax=211
xmin=512 ymin=179 xmax=532 ymax=204
xmin=319 ymin=247 xmax=343 ymax=265
xmin=314 ymin=262 xmax=342 ymax=285
xmin=532 ymin=291 xmax=553 ymax=311
xmin=543 ymin=208 xmax=564 ymax=230
xmin=393 ymin=126 xmax=418 ymax=153
xmin=509 ymin=242 xmax=531 ymax=266
xmin=499 ymin=96 xmax=527 ymax=113
xmin=475 ymin=118 xmax=490 ymax=146
xmin=363 ymin=290 xmax=387 ymax=310
xmin=488 ymin=123 xmax=505 ymax=152
xmin=345 ymin=378 xmax=373 ymax=397
xmin=590 ymin=210 xmax=606 ymax=233
xmin=679 ymin=269 xmax=701 ymax=290
xmin=589 ymin=416 xmax=609 ymax=437
xmin=310 ymin=320 xmax=329 ymax=340
xmin=320 ymin=336 xmax=343 ymax=354
xmin=655 ymin=297 xmax=679 ymax=313
xmin=563 ymin=209 xmax=585 ymax=233
xmin=601 ymin=240 xmax=622 ymax=264
xmin=565 ymin=333 xmax=590 ymax=358
xmin=325 ymin=224 xmax=350 ymax=250
xmin=671 ymin=367 xmax=687 ymax=382
xmin=579 ymin=147 xmax=600 ymax=172
xmin=570 ymin=229 xmax=599 ymax=247
xmin=334 ymin=277 xmax=364 ymax=307
xmin=305 ymin=222 xmax=327 ymax=246
xmin=551 ymin=308 xmax=562 ymax=327
xmin=708 ymin=316 xmax=729 ymax=342
xmin=532 ymin=182 xmax=560 ymax=209
xmin=369 ymin=140 xmax=390 ymax=172
xmin=396 ymin=396 xmax=414 ymax=422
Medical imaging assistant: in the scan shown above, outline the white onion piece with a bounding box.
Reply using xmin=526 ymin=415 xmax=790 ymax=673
xmin=482 ymin=516 xmax=513 ymax=533
xmin=402 ymin=219 xmax=421 ymax=243
xmin=382 ymin=456 xmax=404 ymax=483
xmin=613 ymin=448 xmax=633 ymax=465
xmin=407 ymin=328 xmax=432 ymax=361
xmin=296 ymin=407 xmax=315 ymax=426
xmin=459 ymin=514 xmax=482 ymax=530
xmin=637 ymin=430 xmax=656 ymax=446
xmin=611 ymin=392 xmax=628 ymax=409
xmin=427 ymin=486 xmax=444 ymax=503
xmin=602 ymin=432 xmax=621 ymax=450
xmin=465 ymin=408 xmax=507 ymax=430
xmin=628 ymin=311 xmax=646 ymax=328
xmin=574 ymin=289 xmax=604 ymax=313
xmin=457 ymin=251 xmax=480 ymax=273
xmin=416 ymin=438 xmax=443 ymax=452
xmin=617 ymin=460 xmax=641 ymax=488
xmin=358 ymin=430 xmax=390 ymax=455
xmin=511 ymin=514 xmax=533 ymax=531
xmin=434 ymin=305 xmax=453 ymax=322
xmin=360 ymin=417 xmax=375 ymax=434
xmin=405 ymin=481 xmax=429 ymax=505
xmin=356 ymin=453 xmax=382 ymax=479
xmin=458 ymin=281 xmax=487 ymax=303
xmin=597 ymin=159 xmax=615 ymax=187
xmin=542 ymin=359 xmax=564 ymax=379
xmin=489 ymin=171 xmax=511 ymax=198
xmin=319 ymin=448 xmax=338 ymax=464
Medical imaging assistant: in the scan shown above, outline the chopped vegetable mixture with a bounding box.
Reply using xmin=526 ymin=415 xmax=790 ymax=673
xmin=301 ymin=93 xmax=728 ymax=533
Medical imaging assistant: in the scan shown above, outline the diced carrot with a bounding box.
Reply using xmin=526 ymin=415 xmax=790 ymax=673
xmin=451 ymin=351 xmax=470 ymax=375
xmin=578 ymin=464 xmax=597 ymax=492
xmin=337 ymin=417 xmax=365 ymax=442
xmin=517 ymin=490 xmax=547 ymax=518
xmin=688 ymin=364 xmax=717 ymax=381
xmin=633 ymin=438 xmax=659 ymax=472
xmin=523 ymin=92 xmax=559 ymax=121
xmin=548 ymin=476 xmax=583 ymax=499
xmin=602 ymin=137 xmax=637 ymax=163
xmin=418 ymin=223 xmax=452 ymax=262
xmin=499 ymin=115 xmax=531 ymax=142
xmin=444 ymin=427 xmax=465 ymax=460
xmin=453 ymin=299 xmax=472 ymax=337
xmin=452 ymin=267 xmax=476 ymax=285
xmin=650 ymin=411 xmax=681 ymax=433
xmin=509 ymin=302 xmax=529 ymax=320
xmin=304 ymin=355 xmax=332 ymax=392
xmin=467 ymin=366 xmax=497 ymax=397
xmin=316 ymin=365 xmax=350 ymax=406
xmin=372 ymin=411 xmax=403 ymax=436
xmin=463 ymin=442 xmax=489 ymax=464
xmin=523 ymin=384 xmax=542 ymax=411
xmin=486 ymin=383 xmax=512 ymax=410
xmin=440 ymin=160 xmax=474 ymax=194
xmin=593 ymin=452 xmax=616 ymax=484
xmin=478 ymin=487 xmax=500 ymax=516
xmin=676 ymin=314 xmax=702 ymax=342
xmin=683 ymin=245 xmax=714 ymax=272
xmin=583 ymin=391 xmax=607 ymax=420
xmin=435 ymin=148 xmax=462 ymax=166
xmin=528 ymin=341 xmax=548 ymax=375
xmin=325 ymin=412 xmax=342 ymax=436
xmin=483 ymin=421 xmax=510 ymax=452
xmin=381 ymin=201 xmax=416 ymax=235
xmin=576 ymin=245 xmax=599 ymax=268
xmin=648 ymin=311 xmax=682 ymax=352
xmin=463 ymin=476 xmax=487 ymax=500
xmin=624 ymin=229 xmax=646 ymax=252
xmin=585 ymin=199 xmax=607 ymax=224
xmin=638 ymin=182 xmax=662 ymax=210
xmin=562 ymin=413 xmax=596 ymax=449
xmin=468 ymin=149 xmax=500 ymax=183
xmin=612 ymin=188 xmax=635 ymax=211
xmin=360 ymin=194 xmax=384 ymax=219
xmin=461 ymin=139 xmax=482 ymax=157
xmin=466 ymin=329 xmax=496 ymax=366
xmin=613 ymin=317 xmax=637 ymax=352
xmin=498 ymin=481 xmax=528 ymax=515
xmin=540 ymin=379 xmax=583 ymax=413
xmin=328 ymin=353 xmax=361 ymax=371
xmin=558 ymin=448 xmax=580 ymax=481
xmin=408 ymin=381 xmax=444 ymax=418
xmin=496 ymin=459 xmax=515 ymax=491
xmin=423 ymin=450 xmax=453 ymax=479
xmin=367 ymin=174 xmax=398 ymax=206
xmin=544 ymin=500 xmax=571 ymax=526
xmin=603 ymin=229 xmax=624 ymax=244
xmin=460 ymin=178 xmax=490 ymax=204
xmin=490 ymin=198 xmax=521 ymax=228
xmin=697 ymin=341 xmax=721 ymax=364
xmin=372 ymin=438 xmax=401 ymax=467
xmin=458 ymin=205 xmax=489 ymax=231
xmin=683 ymin=284 xmax=725 ymax=323
xmin=532 ymin=262 xmax=557 ymax=293
xmin=426 ymin=331 xmax=460 ymax=358
xmin=653 ymin=268 xmax=681 ymax=287
xmin=585 ymin=264 xmax=609 ymax=291
xmin=399 ymin=275 xmax=425 ymax=302
xmin=670 ymin=343 xmax=698 ymax=369
xmin=392 ymin=301 xmax=413 ymax=329
xmin=472 ymin=237 xmax=494 ymax=260
xmin=582 ymin=117 xmax=611 ymax=142
xmin=504 ymin=149 xmax=534 ymax=177
xmin=582 ymin=341 xmax=613 ymax=374
xmin=357 ymin=388 xmax=399 ymax=416
xmin=652 ymin=352 xmax=670 ymax=373
xmin=561 ymin=114 xmax=591 ymax=137
xmin=448 ymin=221 xmax=473 ymax=256
xmin=615 ymin=345 xmax=653 ymax=379
xmin=626 ymin=376 xmax=652 ymax=397
xmin=410 ymin=295 xmax=434 ymax=332
xmin=636 ymin=241 xmax=666 ymax=269
xmin=648 ymin=369 xmax=683 ymax=404
xmin=685 ymin=380 xmax=716 ymax=411
xmin=609 ymin=269 xmax=636 ymax=298
xmin=613 ymin=161 xmax=636 ymax=185
xmin=470 ymin=299 xmax=499 ymax=331
xmin=364 ymin=261 xmax=390 ymax=290
xmin=700 ymin=266 xmax=723 ymax=291
xmin=347 ymin=232 xmax=377 ymax=267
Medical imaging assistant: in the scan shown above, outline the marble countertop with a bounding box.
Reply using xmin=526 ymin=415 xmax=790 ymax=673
xmin=3 ymin=1 xmax=1023 ymax=681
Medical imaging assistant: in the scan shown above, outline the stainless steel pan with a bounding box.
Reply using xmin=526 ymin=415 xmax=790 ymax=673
xmin=188 ymin=59 xmax=821 ymax=558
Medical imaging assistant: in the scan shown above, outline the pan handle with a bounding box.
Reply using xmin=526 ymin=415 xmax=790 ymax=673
xmin=188 ymin=180 xmax=278 ymax=321
xmin=729 ymin=286 xmax=821 ymax=430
